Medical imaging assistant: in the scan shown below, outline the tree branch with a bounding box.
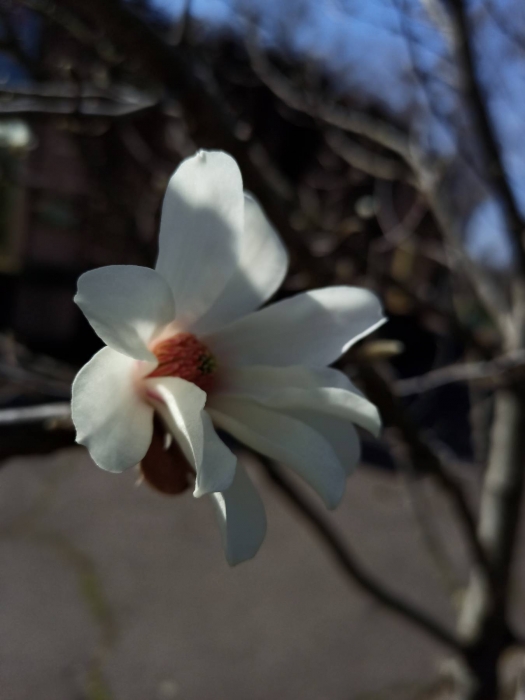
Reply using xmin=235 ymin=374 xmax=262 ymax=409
xmin=0 ymin=83 xmax=158 ymax=117
xmin=356 ymin=365 xmax=494 ymax=588
xmin=261 ymin=456 xmax=462 ymax=652
xmin=395 ymin=350 xmax=525 ymax=395
xmin=324 ymin=129 xmax=413 ymax=182
xmin=0 ymin=402 xmax=71 ymax=425
xmin=246 ymin=38 xmax=411 ymax=160
xmin=446 ymin=0 xmax=525 ymax=274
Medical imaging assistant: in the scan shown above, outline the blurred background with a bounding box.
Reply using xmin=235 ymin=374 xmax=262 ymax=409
xmin=0 ymin=0 xmax=525 ymax=698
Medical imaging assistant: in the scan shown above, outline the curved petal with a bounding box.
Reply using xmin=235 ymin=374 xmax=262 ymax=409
xmin=155 ymin=151 xmax=245 ymax=327
xmin=72 ymin=347 xmax=154 ymax=473
xmin=215 ymin=365 xmax=381 ymax=436
xmin=195 ymin=412 xmax=237 ymax=497
xmin=145 ymin=377 xmax=236 ymax=497
xmin=75 ymin=265 xmax=175 ymax=362
xmin=191 ymin=194 xmax=289 ymax=335
xmin=208 ymin=397 xmax=346 ymax=509
xmin=218 ymin=365 xmax=352 ymax=393
xmin=205 ymin=286 xmax=385 ymax=368
xmin=210 ymin=464 xmax=267 ymax=566
xmin=282 ymin=409 xmax=361 ymax=476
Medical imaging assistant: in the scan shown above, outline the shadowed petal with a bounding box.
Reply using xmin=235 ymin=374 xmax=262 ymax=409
xmin=215 ymin=365 xmax=381 ymax=437
xmin=72 ymin=347 xmax=154 ymax=473
xmin=75 ymin=265 xmax=175 ymax=362
xmin=191 ymin=193 xmax=288 ymax=335
xmin=195 ymin=412 xmax=237 ymax=497
xmin=145 ymin=377 xmax=236 ymax=496
xmin=208 ymin=396 xmax=346 ymax=509
xmin=210 ymin=464 xmax=267 ymax=566
xmin=282 ymin=409 xmax=361 ymax=476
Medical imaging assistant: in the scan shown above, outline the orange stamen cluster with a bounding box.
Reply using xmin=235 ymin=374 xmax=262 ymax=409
xmin=148 ymin=332 xmax=217 ymax=391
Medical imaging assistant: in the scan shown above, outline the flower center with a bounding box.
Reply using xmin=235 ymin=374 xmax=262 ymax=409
xmin=147 ymin=332 xmax=217 ymax=391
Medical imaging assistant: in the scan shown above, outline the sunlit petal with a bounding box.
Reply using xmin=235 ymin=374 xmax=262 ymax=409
xmin=156 ymin=151 xmax=245 ymax=327
xmin=216 ymin=365 xmax=381 ymax=436
xmin=205 ymin=286 xmax=385 ymax=367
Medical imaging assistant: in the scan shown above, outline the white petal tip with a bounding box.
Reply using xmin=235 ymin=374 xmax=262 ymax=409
xmin=326 ymin=491 xmax=345 ymax=511
xmin=226 ymin=546 xmax=262 ymax=567
xmin=364 ymin=407 xmax=383 ymax=438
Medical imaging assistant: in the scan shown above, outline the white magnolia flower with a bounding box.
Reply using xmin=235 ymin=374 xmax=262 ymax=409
xmin=72 ymin=150 xmax=385 ymax=565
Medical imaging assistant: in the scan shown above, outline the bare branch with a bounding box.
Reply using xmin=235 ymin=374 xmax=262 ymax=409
xmin=394 ymin=0 xmax=517 ymax=343
xmin=245 ymin=38 xmax=411 ymax=160
xmin=18 ymin=0 xmax=122 ymax=64
xmin=374 ymin=179 xmax=427 ymax=251
xmin=423 ymin=176 xmax=513 ymax=338
xmin=0 ymin=361 xmax=71 ymax=398
xmin=324 ymin=129 xmax=413 ymax=182
xmin=0 ymin=83 xmax=157 ymax=117
xmin=445 ymin=0 xmax=525 ymax=275
xmin=396 ymin=350 xmax=525 ymax=395
xmin=420 ymin=0 xmax=456 ymax=41
xmin=0 ymin=401 xmax=74 ymax=461
xmin=403 ymin=472 xmax=464 ymax=599
xmin=0 ymin=402 xmax=71 ymax=426
xmin=260 ymin=456 xmax=462 ymax=652
xmin=356 ymin=364 xmax=494 ymax=588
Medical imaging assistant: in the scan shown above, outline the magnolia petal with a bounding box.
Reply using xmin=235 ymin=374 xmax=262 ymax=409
xmin=205 ymin=286 xmax=385 ymax=368
xmin=156 ymin=151 xmax=245 ymax=327
xmin=216 ymin=365 xmax=381 ymax=436
xmin=208 ymin=397 xmax=346 ymax=509
xmin=75 ymin=265 xmax=175 ymax=362
xmin=194 ymin=411 xmax=237 ymax=497
xmin=210 ymin=464 xmax=267 ymax=566
xmin=218 ymin=365 xmax=353 ymax=393
xmin=145 ymin=378 xmax=237 ymax=497
xmin=72 ymin=347 xmax=154 ymax=473
xmin=191 ymin=194 xmax=289 ymax=335
xmin=283 ymin=409 xmax=361 ymax=476
xmin=145 ymin=376 xmax=206 ymax=473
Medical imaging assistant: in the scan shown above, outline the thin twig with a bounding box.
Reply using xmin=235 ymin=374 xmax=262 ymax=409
xmin=446 ymin=0 xmax=525 ymax=274
xmin=261 ymin=457 xmax=462 ymax=652
xmin=356 ymin=365 xmax=494 ymax=588
xmin=0 ymin=361 xmax=71 ymax=398
xmin=396 ymin=350 xmax=525 ymax=395
xmin=403 ymin=472 xmax=464 ymax=599
xmin=0 ymin=402 xmax=71 ymax=425
xmin=0 ymin=83 xmax=157 ymax=117
xmin=324 ymin=129 xmax=413 ymax=182
xmin=245 ymin=36 xmax=411 ymax=160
